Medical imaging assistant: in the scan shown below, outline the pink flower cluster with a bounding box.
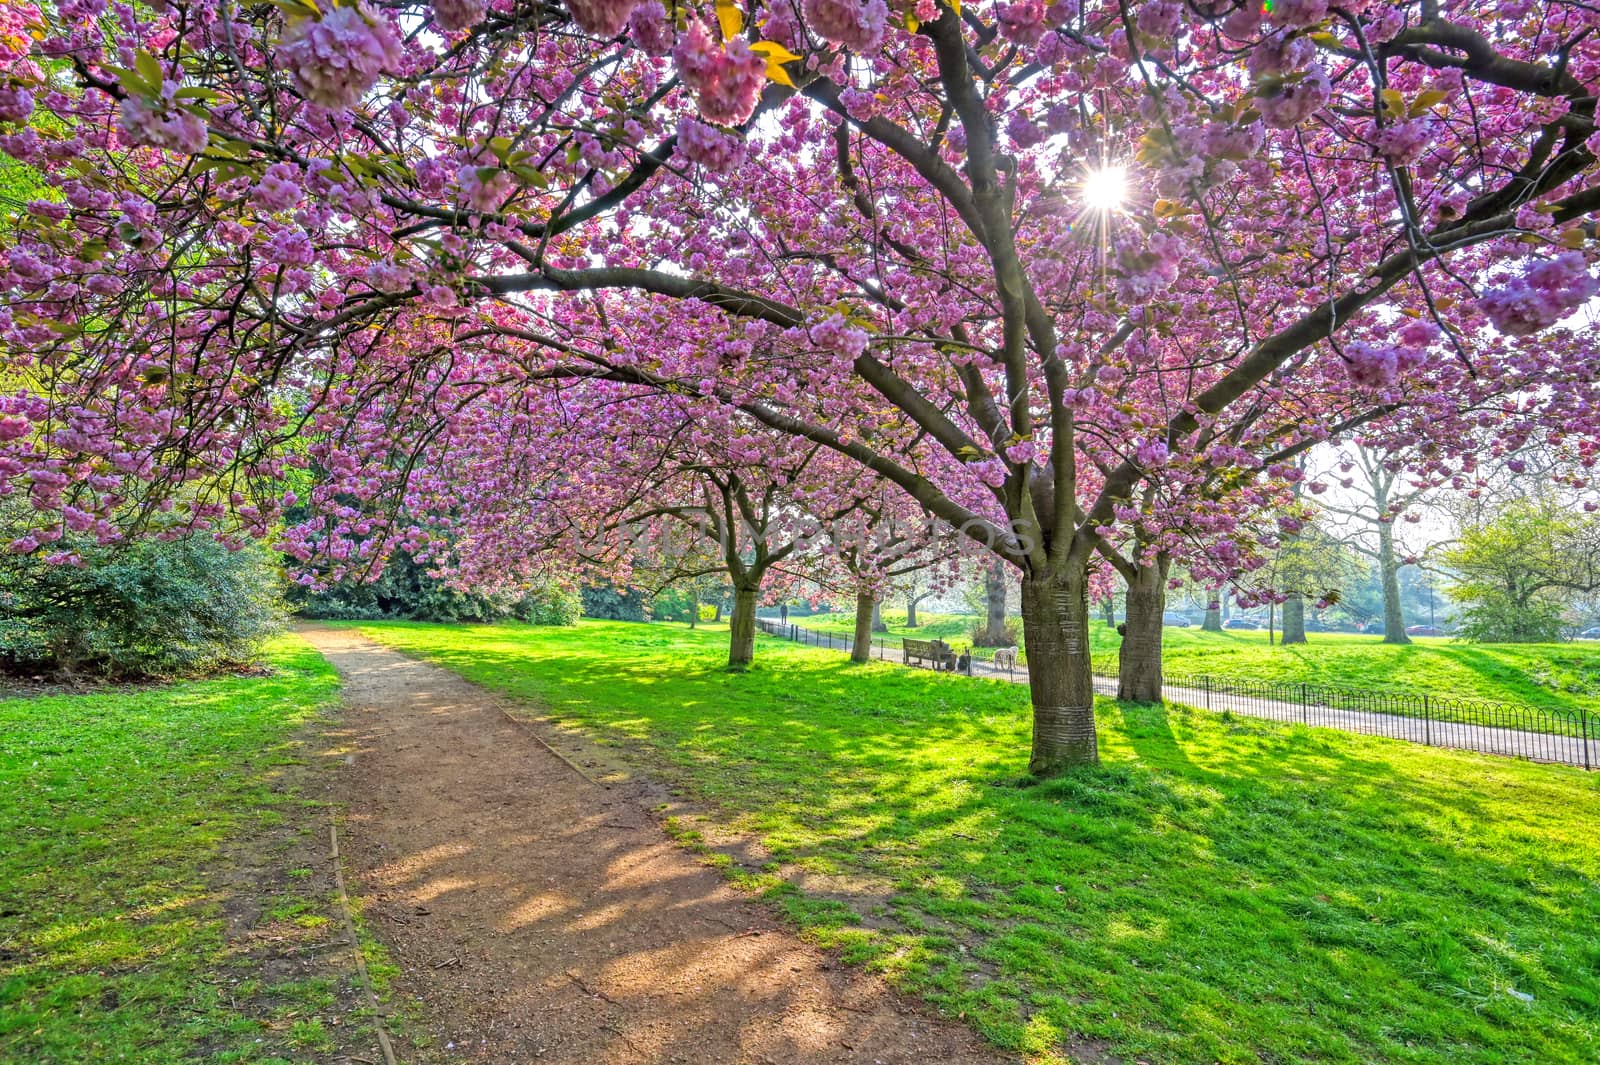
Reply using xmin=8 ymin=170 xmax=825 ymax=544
xmin=1342 ymin=340 xmax=1426 ymax=389
xmin=1257 ymin=65 xmax=1330 ymax=128
xmin=568 ymin=0 xmax=641 ymax=37
xmin=810 ymin=313 xmax=869 ymax=360
xmin=457 ymin=163 xmax=512 ymax=212
xmin=628 ymin=1 xmax=674 ymax=55
xmin=118 ymin=85 xmax=208 ymax=154
xmin=996 ymin=0 xmax=1046 ymax=45
xmin=252 ymin=162 xmax=303 ymax=213
xmin=678 ymin=117 xmax=747 ymax=173
xmin=431 ymin=0 xmax=487 ymax=31
xmin=279 ymin=3 xmax=401 ymax=111
xmin=0 ymin=86 xmax=32 ymax=124
xmin=1371 ymin=117 xmax=1435 ymax=166
xmin=673 ymin=20 xmax=767 ymax=126
xmin=1479 ymin=253 xmax=1600 ymax=336
xmin=365 ymin=261 xmax=414 ymax=294
xmin=803 ymin=0 xmax=889 ymax=52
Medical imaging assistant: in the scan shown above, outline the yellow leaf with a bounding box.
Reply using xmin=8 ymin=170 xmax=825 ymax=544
xmin=903 ymin=10 xmax=919 ymax=31
xmin=1561 ymin=227 xmax=1587 ymax=248
xmin=1378 ymin=88 xmax=1404 ymax=120
xmin=749 ymin=40 xmax=801 ymax=62
xmin=764 ymin=57 xmax=795 ymax=86
xmin=716 ymin=0 xmax=743 ymax=40
xmin=1409 ymin=89 xmax=1449 ymax=117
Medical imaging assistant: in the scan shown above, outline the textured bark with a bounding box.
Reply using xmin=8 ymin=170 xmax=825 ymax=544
xmin=1378 ymin=522 xmax=1412 ymax=644
xmin=1202 ymin=602 xmax=1223 ymax=632
xmin=712 ymin=600 xmax=724 ymax=623
xmin=688 ymin=589 xmax=699 ymax=629
xmin=976 ymin=563 xmax=1011 ymax=645
xmin=728 ymin=583 xmax=758 ymax=669
xmin=1019 ymin=570 xmax=1099 ymax=773
xmin=871 ymin=598 xmax=888 ymax=633
xmin=1101 ymin=598 xmax=1115 ymax=626
xmin=853 ymin=590 xmax=875 ymax=663
xmin=1117 ymin=556 xmax=1169 ymax=702
xmin=1281 ymin=593 xmax=1306 ymax=644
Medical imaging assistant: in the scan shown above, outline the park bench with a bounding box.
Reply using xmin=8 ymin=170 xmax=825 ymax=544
xmin=903 ymin=637 xmax=956 ymax=671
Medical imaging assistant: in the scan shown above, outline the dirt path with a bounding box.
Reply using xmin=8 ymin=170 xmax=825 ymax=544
xmin=302 ymin=627 xmax=1015 ymax=1065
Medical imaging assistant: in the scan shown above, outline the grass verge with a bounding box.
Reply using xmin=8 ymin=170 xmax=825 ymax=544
xmin=0 ymin=635 xmax=380 ymax=1064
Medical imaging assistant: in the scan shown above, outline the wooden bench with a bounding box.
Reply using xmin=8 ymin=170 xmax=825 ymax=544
xmin=903 ymin=638 xmax=955 ymax=671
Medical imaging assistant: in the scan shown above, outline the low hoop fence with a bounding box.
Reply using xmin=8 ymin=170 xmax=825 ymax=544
xmin=754 ymin=617 xmax=1597 ymax=770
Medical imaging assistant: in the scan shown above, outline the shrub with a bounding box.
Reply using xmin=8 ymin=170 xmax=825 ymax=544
xmin=0 ymin=536 xmax=283 ymax=679
xmin=290 ymin=551 xmax=577 ymax=626
xmin=580 ymin=582 xmax=649 ymax=621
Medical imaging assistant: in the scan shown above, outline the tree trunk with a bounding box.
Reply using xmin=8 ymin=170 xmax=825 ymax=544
xmin=728 ymin=583 xmax=758 ymax=669
xmin=688 ymin=588 xmax=698 ymax=629
xmin=850 ymin=590 xmax=875 ymax=663
xmin=1101 ymin=598 xmax=1115 ymax=627
xmin=871 ymin=597 xmax=888 ymax=633
xmin=713 ymin=599 xmax=724 ymax=623
xmin=1378 ymin=522 xmax=1411 ymax=644
xmin=1019 ymin=568 xmax=1099 ymax=774
xmin=1117 ymin=556 xmax=1169 ymax=702
xmin=976 ymin=563 xmax=1010 ymax=645
xmin=906 ymin=592 xmax=926 ymax=628
xmin=1202 ymin=600 xmax=1223 ymax=632
xmin=1281 ymin=594 xmax=1306 ymax=644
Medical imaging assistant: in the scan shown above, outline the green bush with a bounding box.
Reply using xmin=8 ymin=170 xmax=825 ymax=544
xmin=290 ymin=551 xmax=579 ymax=626
xmin=0 ymin=536 xmax=283 ymax=678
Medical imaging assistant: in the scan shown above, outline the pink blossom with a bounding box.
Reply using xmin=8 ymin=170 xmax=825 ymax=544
xmin=457 ymin=164 xmax=512 ymax=212
xmin=678 ymin=117 xmax=747 ymax=173
xmin=1135 ymin=439 xmax=1170 ymax=467
xmin=804 ymin=0 xmax=889 ymax=51
xmin=567 ymin=0 xmax=641 ymax=37
xmin=674 ymin=24 xmax=767 ymax=126
xmin=1479 ymin=252 xmax=1599 ymax=336
xmin=119 ymin=88 xmax=209 ymax=154
xmin=430 ymin=0 xmax=487 ymax=31
xmin=364 ymin=262 xmax=414 ymax=294
xmin=1343 ymin=341 xmax=1400 ymax=389
xmin=0 ymin=86 xmax=33 ymax=124
xmin=1370 ymin=117 xmax=1435 ymax=166
xmin=996 ymin=0 xmax=1046 ymax=45
xmin=628 ymin=1 xmax=674 ymax=55
xmin=810 ymin=313 xmax=869 ymax=360
xmin=252 ymin=162 xmax=303 ymax=212
xmin=1257 ymin=64 xmax=1330 ymax=128
xmin=279 ymin=4 xmax=402 ymax=111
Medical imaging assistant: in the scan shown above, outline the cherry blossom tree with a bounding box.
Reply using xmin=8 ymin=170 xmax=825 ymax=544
xmin=5 ymin=0 xmax=1600 ymax=772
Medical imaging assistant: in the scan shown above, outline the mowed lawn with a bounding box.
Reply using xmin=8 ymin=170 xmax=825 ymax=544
xmin=800 ymin=609 xmax=1600 ymax=710
xmin=0 ymin=637 xmax=345 ymax=1064
xmin=355 ymin=619 xmax=1600 ymax=1065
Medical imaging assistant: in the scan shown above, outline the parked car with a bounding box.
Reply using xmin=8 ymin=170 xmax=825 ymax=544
xmin=1162 ymin=612 xmax=1192 ymax=627
xmin=1223 ymin=618 xmax=1259 ymax=630
xmin=1578 ymin=627 xmax=1600 ymax=640
xmin=1405 ymin=624 xmax=1445 ymax=637
xmin=1364 ymin=622 xmax=1386 ymax=635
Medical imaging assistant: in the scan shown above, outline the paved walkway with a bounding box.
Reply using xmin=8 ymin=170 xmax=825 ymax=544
xmin=759 ymin=621 xmax=1596 ymax=769
xmin=302 ymin=626 xmax=1016 ymax=1065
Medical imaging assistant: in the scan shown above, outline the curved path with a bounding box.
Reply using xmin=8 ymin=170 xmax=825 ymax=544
xmin=303 ymin=627 xmax=1015 ymax=1065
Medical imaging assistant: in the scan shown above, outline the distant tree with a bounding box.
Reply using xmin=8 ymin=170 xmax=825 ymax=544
xmin=1316 ymin=445 xmax=1433 ymax=645
xmin=1446 ymin=501 xmax=1600 ymax=643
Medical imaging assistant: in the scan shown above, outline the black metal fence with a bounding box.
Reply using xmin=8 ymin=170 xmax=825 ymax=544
xmin=754 ymin=618 xmax=1597 ymax=770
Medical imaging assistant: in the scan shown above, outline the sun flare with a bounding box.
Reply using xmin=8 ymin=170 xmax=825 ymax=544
xmin=1081 ymin=165 xmax=1129 ymax=213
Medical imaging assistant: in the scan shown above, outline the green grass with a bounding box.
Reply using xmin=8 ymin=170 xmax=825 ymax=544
xmin=352 ymin=618 xmax=1600 ymax=1065
xmin=800 ymin=610 xmax=1600 ymax=710
xmin=0 ymin=637 xmax=345 ymax=1064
